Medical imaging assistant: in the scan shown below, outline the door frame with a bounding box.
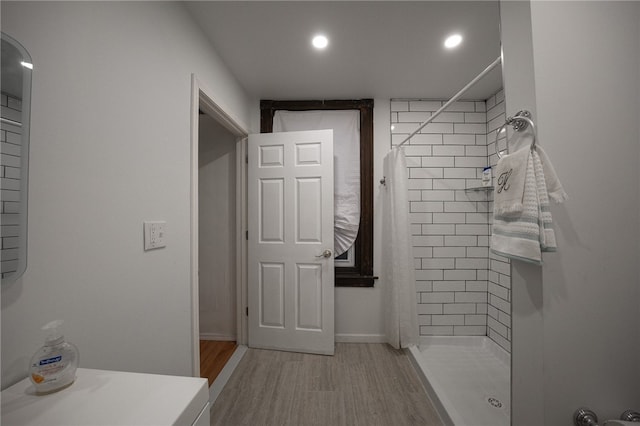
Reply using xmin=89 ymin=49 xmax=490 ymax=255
xmin=190 ymin=74 xmax=249 ymax=377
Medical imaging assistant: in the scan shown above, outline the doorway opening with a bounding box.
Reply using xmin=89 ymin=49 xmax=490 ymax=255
xmin=198 ymin=111 xmax=238 ymax=384
xmin=190 ymin=75 xmax=249 ymax=398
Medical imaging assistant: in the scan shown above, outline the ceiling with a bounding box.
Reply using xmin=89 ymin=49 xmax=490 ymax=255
xmin=184 ymin=1 xmax=503 ymax=101
xmin=1 ymin=38 xmax=25 ymax=99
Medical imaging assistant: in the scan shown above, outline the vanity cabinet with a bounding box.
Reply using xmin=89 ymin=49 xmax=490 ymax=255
xmin=1 ymin=368 xmax=210 ymax=426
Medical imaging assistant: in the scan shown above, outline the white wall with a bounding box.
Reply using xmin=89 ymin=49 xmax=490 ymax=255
xmin=1 ymin=1 xmax=255 ymax=388
xmin=499 ymin=2 xmax=544 ymax=424
xmin=503 ymin=1 xmax=640 ymax=424
xmin=334 ymin=98 xmax=388 ymax=342
xmin=198 ymin=115 xmax=237 ymax=341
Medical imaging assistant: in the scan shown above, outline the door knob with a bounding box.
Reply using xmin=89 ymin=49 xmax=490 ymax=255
xmin=574 ymin=408 xmax=598 ymax=426
xmin=316 ymin=249 xmax=333 ymax=258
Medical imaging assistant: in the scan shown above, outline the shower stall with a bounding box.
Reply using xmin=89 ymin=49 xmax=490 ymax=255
xmin=385 ymin=81 xmax=512 ymax=425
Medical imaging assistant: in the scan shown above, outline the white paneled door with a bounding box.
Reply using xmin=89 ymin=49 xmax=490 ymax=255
xmin=248 ymin=130 xmax=335 ymax=355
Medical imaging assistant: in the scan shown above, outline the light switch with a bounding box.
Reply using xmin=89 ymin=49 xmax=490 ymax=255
xmin=144 ymin=221 xmax=167 ymax=250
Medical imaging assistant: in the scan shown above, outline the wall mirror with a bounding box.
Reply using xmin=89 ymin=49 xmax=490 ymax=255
xmin=1 ymin=32 xmax=32 ymax=284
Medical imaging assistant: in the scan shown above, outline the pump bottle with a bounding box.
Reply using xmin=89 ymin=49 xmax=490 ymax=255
xmin=29 ymin=320 xmax=79 ymax=394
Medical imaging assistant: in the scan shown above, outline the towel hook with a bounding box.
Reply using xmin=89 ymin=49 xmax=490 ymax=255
xmin=495 ymin=110 xmax=537 ymax=159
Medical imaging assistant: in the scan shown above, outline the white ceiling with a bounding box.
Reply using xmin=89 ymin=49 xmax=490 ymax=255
xmin=184 ymin=1 xmax=503 ymax=101
xmin=1 ymin=38 xmax=25 ymax=99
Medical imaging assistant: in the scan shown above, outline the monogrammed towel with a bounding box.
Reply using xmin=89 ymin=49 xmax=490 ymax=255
xmin=493 ymin=146 xmax=529 ymax=216
xmin=492 ymin=151 xmax=544 ymax=263
xmin=491 ymin=147 xmax=567 ymax=264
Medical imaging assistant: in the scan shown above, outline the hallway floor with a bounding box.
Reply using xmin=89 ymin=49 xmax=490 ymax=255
xmin=200 ymin=340 xmax=237 ymax=386
xmin=210 ymin=343 xmax=444 ymax=426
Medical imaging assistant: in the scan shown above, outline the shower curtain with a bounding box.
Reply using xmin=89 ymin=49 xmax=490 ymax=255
xmin=382 ymin=149 xmax=418 ymax=349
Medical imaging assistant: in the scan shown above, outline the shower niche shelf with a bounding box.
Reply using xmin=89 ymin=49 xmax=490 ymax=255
xmin=465 ymin=186 xmax=494 ymax=192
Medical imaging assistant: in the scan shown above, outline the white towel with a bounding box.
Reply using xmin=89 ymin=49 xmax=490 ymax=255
xmin=532 ymin=150 xmax=556 ymax=252
xmin=493 ymin=147 xmax=529 ymax=216
xmin=536 ymin=146 xmax=568 ymax=203
xmin=491 ymin=146 xmax=566 ymax=264
xmin=492 ymin=151 xmax=543 ymax=263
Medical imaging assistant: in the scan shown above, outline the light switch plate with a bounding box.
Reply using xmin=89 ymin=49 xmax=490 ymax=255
xmin=144 ymin=221 xmax=166 ymax=250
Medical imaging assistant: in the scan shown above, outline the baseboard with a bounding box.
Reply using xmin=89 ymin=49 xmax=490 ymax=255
xmin=335 ymin=333 xmax=386 ymax=343
xmin=209 ymin=344 xmax=247 ymax=405
xmin=200 ymin=333 xmax=236 ymax=341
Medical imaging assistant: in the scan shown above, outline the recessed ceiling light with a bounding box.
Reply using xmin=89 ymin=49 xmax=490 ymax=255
xmin=444 ymin=34 xmax=463 ymax=49
xmin=312 ymin=34 xmax=329 ymax=50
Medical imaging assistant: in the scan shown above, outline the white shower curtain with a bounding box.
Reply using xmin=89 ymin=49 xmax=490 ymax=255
xmin=382 ymin=149 xmax=418 ymax=349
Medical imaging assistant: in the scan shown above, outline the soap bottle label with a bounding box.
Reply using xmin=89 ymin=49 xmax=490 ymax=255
xmin=31 ymin=349 xmax=72 ymax=386
xmin=482 ymin=166 xmax=492 ymax=187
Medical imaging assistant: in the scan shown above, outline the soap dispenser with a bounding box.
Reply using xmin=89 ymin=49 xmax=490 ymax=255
xmin=29 ymin=320 xmax=79 ymax=394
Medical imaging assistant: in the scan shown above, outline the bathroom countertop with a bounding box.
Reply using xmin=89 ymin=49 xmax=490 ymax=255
xmin=1 ymin=368 xmax=209 ymax=426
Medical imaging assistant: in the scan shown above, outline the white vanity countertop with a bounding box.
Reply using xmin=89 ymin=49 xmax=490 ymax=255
xmin=1 ymin=368 xmax=209 ymax=426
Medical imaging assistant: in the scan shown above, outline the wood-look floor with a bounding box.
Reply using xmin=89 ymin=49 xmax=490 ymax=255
xmin=200 ymin=340 xmax=238 ymax=386
xmin=210 ymin=343 xmax=444 ymax=426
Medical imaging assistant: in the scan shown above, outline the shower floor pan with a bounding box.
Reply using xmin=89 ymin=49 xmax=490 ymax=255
xmin=407 ymin=336 xmax=510 ymax=426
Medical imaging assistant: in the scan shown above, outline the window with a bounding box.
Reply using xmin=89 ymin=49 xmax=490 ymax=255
xmin=260 ymin=99 xmax=374 ymax=287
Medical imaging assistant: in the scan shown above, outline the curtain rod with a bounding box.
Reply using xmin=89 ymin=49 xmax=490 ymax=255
xmin=395 ymin=56 xmax=502 ymax=149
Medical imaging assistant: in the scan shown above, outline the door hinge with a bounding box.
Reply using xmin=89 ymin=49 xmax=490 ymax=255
xmin=246 ymin=230 xmax=248 ymax=240
xmin=245 ymin=154 xmax=248 ymax=164
xmin=245 ymin=307 xmax=249 ymax=317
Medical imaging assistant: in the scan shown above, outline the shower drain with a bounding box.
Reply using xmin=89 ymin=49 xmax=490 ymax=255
xmin=487 ymin=397 xmax=503 ymax=409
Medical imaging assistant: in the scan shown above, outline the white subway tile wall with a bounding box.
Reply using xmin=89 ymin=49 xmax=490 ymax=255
xmin=1 ymin=93 xmax=22 ymax=279
xmin=390 ymin=90 xmax=511 ymax=352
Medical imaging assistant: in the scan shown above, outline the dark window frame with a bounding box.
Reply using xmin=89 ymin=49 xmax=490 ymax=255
xmin=260 ymin=99 xmax=375 ymax=287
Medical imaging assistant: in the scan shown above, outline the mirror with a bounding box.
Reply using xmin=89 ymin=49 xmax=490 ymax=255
xmin=1 ymin=32 xmax=32 ymax=284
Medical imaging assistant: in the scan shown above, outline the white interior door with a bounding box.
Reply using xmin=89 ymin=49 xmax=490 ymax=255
xmin=247 ymin=129 xmax=334 ymax=355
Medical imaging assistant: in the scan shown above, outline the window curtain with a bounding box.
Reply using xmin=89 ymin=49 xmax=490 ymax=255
xmin=273 ymin=110 xmax=360 ymax=256
xmin=382 ymin=149 xmax=418 ymax=349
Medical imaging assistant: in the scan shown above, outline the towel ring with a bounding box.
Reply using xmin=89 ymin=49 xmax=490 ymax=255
xmin=495 ymin=110 xmax=537 ymax=159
